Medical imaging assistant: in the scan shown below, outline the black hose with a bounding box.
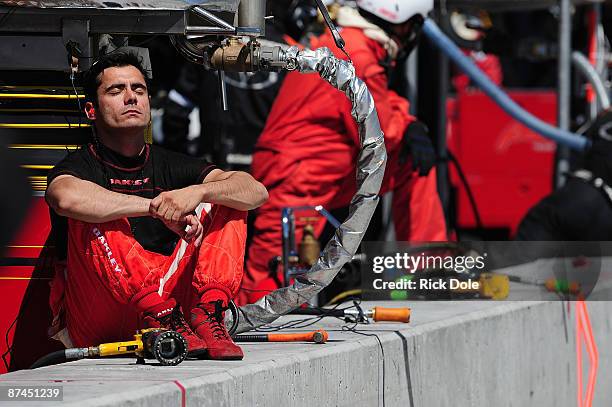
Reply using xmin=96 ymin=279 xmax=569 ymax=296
xmin=289 ymin=308 xmax=345 ymax=318
xmin=233 ymin=334 xmax=268 ymax=342
xmin=447 ymin=150 xmax=484 ymax=231
xmin=30 ymin=350 xmax=67 ymax=369
xmin=227 ymin=300 xmax=240 ymax=337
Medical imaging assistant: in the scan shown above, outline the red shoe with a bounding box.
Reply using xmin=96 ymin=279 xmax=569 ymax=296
xmin=142 ymin=298 xmax=208 ymax=358
xmin=191 ymin=300 xmax=244 ymax=360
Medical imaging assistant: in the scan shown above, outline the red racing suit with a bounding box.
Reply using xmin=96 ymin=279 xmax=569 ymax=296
xmin=50 ymin=203 xmax=246 ymax=347
xmin=47 ymin=144 xmax=247 ymax=347
xmin=240 ymin=27 xmax=447 ymax=304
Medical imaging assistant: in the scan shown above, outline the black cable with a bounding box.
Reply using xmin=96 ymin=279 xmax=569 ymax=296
xmin=342 ymin=323 xmax=386 ymax=407
xmin=30 ymin=350 xmax=67 ymax=369
xmin=312 ymin=0 xmax=351 ymax=63
xmin=254 ymin=300 xmax=357 ymax=332
xmin=69 ymin=73 xmax=83 ymax=126
xmin=446 ymin=150 xmax=484 ymax=231
xmin=1 ymin=316 xmax=18 ymax=372
xmin=244 ymin=298 xmax=386 ymax=404
xmin=239 ymin=287 xmax=276 ymax=293
xmin=290 ymin=307 xmax=345 ymax=317
xmin=254 ymin=313 xmax=328 ymax=332
xmin=256 ymin=316 xmax=326 ymax=331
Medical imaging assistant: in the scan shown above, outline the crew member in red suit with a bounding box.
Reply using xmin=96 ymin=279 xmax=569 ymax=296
xmin=45 ymin=52 xmax=268 ymax=360
xmin=240 ymin=0 xmax=447 ymax=304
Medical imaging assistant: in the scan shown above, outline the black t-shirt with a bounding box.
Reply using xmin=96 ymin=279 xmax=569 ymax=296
xmin=48 ymin=143 xmax=216 ymax=259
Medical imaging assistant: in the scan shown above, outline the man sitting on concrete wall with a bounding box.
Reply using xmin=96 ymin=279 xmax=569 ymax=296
xmin=45 ymin=52 xmax=268 ymax=360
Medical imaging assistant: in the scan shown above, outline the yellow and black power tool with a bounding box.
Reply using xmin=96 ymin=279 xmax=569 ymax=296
xmin=31 ymin=329 xmax=188 ymax=369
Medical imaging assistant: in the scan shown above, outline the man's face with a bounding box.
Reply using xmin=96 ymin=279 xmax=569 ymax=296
xmin=93 ymin=65 xmax=150 ymax=133
xmin=391 ymin=20 xmax=419 ymax=53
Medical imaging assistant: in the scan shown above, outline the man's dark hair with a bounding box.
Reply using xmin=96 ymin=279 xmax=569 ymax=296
xmin=83 ymin=51 xmax=151 ymax=105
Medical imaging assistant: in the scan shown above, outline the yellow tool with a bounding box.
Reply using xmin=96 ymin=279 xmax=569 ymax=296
xmin=478 ymin=273 xmax=510 ymax=299
xmin=96 ymin=328 xmax=188 ymax=365
xmin=31 ymin=329 xmax=188 ymax=369
xmin=446 ymin=273 xmax=582 ymax=299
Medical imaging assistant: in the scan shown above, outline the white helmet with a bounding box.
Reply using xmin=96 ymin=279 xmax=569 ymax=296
xmin=356 ymin=0 xmax=433 ymax=24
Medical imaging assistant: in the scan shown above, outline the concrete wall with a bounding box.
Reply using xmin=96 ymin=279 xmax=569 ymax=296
xmin=0 ymin=300 xmax=610 ymax=406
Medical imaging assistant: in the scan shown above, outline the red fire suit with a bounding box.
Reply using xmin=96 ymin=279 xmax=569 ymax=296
xmin=240 ymin=27 xmax=447 ymax=304
xmin=50 ymin=203 xmax=246 ymax=347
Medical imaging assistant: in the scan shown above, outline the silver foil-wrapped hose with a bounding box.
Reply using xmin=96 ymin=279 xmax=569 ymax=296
xmin=229 ymin=46 xmax=387 ymax=333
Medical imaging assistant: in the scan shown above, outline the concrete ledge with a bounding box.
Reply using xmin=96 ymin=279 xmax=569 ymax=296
xmin=1 ymin=300 xmax=611 ymax=406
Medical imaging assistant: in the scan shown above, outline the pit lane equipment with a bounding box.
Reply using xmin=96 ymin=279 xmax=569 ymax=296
xmin=508 ymin=276 xmax=583 ymax=297
xmin=1 ymin=0 xmax=385 ymax=337
xmin=279 ymin=206 xmax=340 ymax=286
xmin=292 ymin=304 xmax=411 ymax=324
xmin=233 ymin=330 xmax=329 ymax=344
xmin=30 ymin=329 xmax=188 ymax=369
xmin=421 ymin=18 xmax=590 ymax=152
xmin=229 ymin=44 xmax=387 ymax=334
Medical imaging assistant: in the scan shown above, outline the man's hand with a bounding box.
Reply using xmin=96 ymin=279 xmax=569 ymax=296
xmin=163 ymin=214 xmax=204 ymax=247
xmin=149 ymin=185 xmax=203 ymax=223
xmin=399 ymin=121 xmax=437 ymax=176
xmin=150 ymin=169 xmax=268 ymax=219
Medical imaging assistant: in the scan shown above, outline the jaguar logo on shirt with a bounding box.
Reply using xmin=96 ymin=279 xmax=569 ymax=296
xmin=109 ymin=177 xmax=150 ymax=186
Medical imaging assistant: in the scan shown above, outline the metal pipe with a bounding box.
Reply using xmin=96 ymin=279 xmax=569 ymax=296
xmin=218 ymin=69 xmax=228 ymax=111
xmin=595 ymin=5 xmax=608 ymax=90
xmin=235 ymin=27 xmax=262 ymax=36
xmin=587 ymin=5 xmax=599 ymax=120
xmin=436 ymin=47 xmax=451 ymax=227
xmin=572 ymin=51 xmax=610 ymax=111
xmin=555 ymin=0 xmax=572 ymax=188
xmin=238 ymin=0 xmax=265 ymax=37
xmin=281 ymin=207 xmax=294 ymax=286
xmin=191 ymin=5 xmax=235 ymax=31
xmin=184 ymin=26 xmax=235 ymax=35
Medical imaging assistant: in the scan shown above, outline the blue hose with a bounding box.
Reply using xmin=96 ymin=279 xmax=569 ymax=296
xmin=422 ymin=19 xmax=591 ymax=152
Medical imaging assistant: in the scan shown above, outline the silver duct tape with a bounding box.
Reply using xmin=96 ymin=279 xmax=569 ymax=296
xmin=0 ymin=0 xmax=238 ymax=11
xmin=231 ymin=46 xmax=387 ymax=333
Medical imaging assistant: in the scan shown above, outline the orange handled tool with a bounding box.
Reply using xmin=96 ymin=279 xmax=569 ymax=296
xmin=509 ymin=274 xmax=582 ymax=296
xmin=368 ymin=307 xmax=411 ymax=323
xmin=233 ymin=330 xmax=329 ymax=344
xmin=293 ymin=305 xmax=412 ymax=324
xmin=545 ymin=278 xmax=581 ymax=295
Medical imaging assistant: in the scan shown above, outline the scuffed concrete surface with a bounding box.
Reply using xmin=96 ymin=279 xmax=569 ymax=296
xmin=1 ymin=300 xmax=610 ymax=406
